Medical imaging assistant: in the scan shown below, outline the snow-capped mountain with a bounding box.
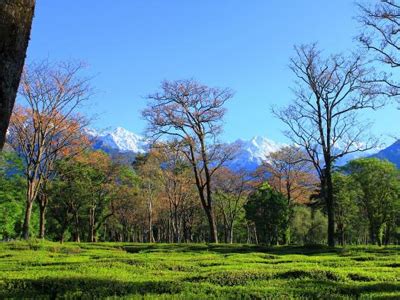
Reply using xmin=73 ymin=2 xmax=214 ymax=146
xmin=86 ymin=127 xmax=283 ymax=170
xmin=87 ymin=127 xmax=149 ymax=154
xmin=228 ymin=136 xmax=283 ymax=171
xmin=86 ymin=127 xmax=400 ymax=170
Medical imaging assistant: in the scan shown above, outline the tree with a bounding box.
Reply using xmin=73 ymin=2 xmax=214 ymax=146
xmin=357 ymin=0 xmax=400 ymax=98
xmin=0 ymin=0 xmax=35 ymax=151
xmin=8 ymin=61 xmax=91 ymax=239
xmin=264 ymin=146 xmax=316 ymax=205
xmin=213 ymin=167 xmax=248 ymax=243
xmin=49 ymin=150 xmax=127 ymax=242
xmin=0 ymin=151 xmax=25 ymax=239
xmin=142 ymin=79 xmax=235 ymax=243
xmin=244 ymin=183 xmax=288 ymax=245
xmin=262 ymin=146 xmax=317 ymax=244
xmin=154 ymin=142 xmax=196 ymax=243
xmin=332 ymin=172 xmax=359 ymax=245
xmin=133 ymin=152 xmax=163 ymax=243
xmin=273 ymin=44 xmax=382 ymax=246
xmin=344 ymin=158 xmax=400 ymax=245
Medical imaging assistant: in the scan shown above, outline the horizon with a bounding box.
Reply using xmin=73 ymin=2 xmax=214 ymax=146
xmin=24 ymin=0 xmax=399 ymax=146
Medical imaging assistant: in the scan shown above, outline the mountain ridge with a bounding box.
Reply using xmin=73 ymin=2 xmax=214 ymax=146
xmin=86 ymin=127 xmax=400 ymax=170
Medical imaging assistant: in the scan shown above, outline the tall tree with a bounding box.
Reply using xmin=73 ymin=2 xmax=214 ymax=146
xmin=8 ymin=61 xmax=91 ymax=239
xmin=213 ymin=167 xmax=248 ymax=243
xmin=245 ymin=183 xmax=288 ymax=246
xmin=273 ymin=44 xmax=382 ymax=246
xmin=344 ymin=158 xmax=400 ymax=245
xmin=0 ymin=0 xmax=35 ymax=150
xmin=142 ymin=79 xmax=234 ymax=243
xmin=155 ymin=142 xmax=195 ymax=243
xmin=133 ymin=152 xmax=163 ymax=243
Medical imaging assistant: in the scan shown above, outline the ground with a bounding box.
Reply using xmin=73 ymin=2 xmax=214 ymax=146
xmin=0 ymin=242 xmax=399 ymax=299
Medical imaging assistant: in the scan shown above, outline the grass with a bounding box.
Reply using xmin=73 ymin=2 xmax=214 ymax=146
xmin=0 ymin=242 xmax=399 ymax=299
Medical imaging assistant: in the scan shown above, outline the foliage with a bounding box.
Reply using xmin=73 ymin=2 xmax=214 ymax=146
xmin=0 ymin=152 xmax=26 ymax=239
xmin=344 ymin=158 xmax=400 ymax=245
xmin=245 ymin=183 xmax=288 ymax=245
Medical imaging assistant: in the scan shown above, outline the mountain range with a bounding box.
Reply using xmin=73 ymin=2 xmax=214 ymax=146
xmin=87 ymin=127 xmax=400 ymax=170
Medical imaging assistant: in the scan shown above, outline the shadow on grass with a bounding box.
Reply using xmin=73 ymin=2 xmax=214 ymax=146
xmin=123 ymin=243 xmax=341 ymax=256
xmin=0 ymin=277 xmax=183 ymax=298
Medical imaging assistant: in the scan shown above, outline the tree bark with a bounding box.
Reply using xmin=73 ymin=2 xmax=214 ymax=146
xmin=324 ymin=166 xmax=336 ymax=247
xmin=0 ymin=0 xmax=35 ymax=150
xmin=204 ymin=206 xmax=218 ymax=243
xmin=38 ymin=193 xmax=48 ymax=239
xmin=22 ymin=199 xmax=33 ymax=239
xmin=38 ymin=202 xmax=46 ymax=239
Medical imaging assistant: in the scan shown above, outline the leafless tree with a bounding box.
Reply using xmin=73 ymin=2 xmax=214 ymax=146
xmin=8 ymin=61 xmax=91 ymax=239
xmin=213 ymin=167 xmax=248 ymax=244
xmin=264 ymin=146 xmax=317 ymax=205
xmin=357 ymin=0 xmax=400 ymax=98
xmin=154 ymin=142 xmax=195 ymax=243
xmin=0 ymin=0 xmax=35 ymax=150
xmin=142 ymin=79 xmax=235 ymax=243
xmin=273 ymin=44 xmax=383 ymax=247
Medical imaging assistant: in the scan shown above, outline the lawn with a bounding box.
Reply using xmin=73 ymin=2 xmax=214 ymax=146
xmin=0 ymin=242 xmax=399 ymax=299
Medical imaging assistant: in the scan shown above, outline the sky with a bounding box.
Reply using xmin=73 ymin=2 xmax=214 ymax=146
xmin=25 ymin=0 xmax=398 ymax=145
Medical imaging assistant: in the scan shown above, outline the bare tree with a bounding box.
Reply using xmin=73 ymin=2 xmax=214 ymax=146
xmin=0 ymin=0 xmax=35 ymax=150
xmin=154 ymin=142 xmax=195 ymax=243
xmin=273 ymin=44 xmax=382 ymax=247
xmin=357 ymin=0 xmax=400 ymax=97
xmin=213 ymin=167 xmax=248 ymax=244
xmin=142 ymin=79 xmax=234 ymax=243
xmin=8 ymin=61 xmax=91 ymax=239
xmin=264 ymin=146 xmax=317 ymax=205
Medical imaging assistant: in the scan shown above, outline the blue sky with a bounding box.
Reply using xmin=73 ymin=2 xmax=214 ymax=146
xmin=26 ymin=0 xmax=398 ymax=145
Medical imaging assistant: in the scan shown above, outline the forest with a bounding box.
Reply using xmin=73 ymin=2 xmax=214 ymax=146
xmin=0 ymin=1 xmax=400 ymax=299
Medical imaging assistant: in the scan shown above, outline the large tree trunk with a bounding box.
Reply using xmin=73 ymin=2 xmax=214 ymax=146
xmin=204 ymin=206 xmax=218 ymax=243
xmin=0 ymin=0 xmax=35 ymax=150
xmin=324 ymin=166 xmax=336 ymax=247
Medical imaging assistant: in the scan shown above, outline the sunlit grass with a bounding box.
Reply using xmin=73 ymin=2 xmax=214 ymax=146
xmin=0 ymin=241 xmax=399 ymax=299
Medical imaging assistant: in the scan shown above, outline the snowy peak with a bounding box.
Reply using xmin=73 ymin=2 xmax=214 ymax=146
xmin=87 ymin=127 xmax=284 ymax=171
xmin=228 ymin=136 xmax=283 ymax=171
xmin=87 ymin=127 xmax=149 ymax=154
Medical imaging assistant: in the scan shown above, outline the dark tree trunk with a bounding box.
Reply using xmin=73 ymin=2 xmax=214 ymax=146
xmin=324 ymin=166 xmax=336 ymax=247
xmin=204 ymin=206 xmax=218 ymax=243
xmin=0 ymin=0 xmax=35 ymax=150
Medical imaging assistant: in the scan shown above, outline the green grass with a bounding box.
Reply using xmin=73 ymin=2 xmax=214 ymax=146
xmin=0 ymin=242 xmax=399 ymax=299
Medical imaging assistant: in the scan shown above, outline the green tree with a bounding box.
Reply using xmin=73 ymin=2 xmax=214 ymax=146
xmin=332 ymin=172 xmax=360 ymax=245
xmin=0 ymin=152 xmax=26 ymax=239
xmin=244 ymin=183 xmax=288 ymax=245
xmin=345 ymin=158 xmax=400 ymax=245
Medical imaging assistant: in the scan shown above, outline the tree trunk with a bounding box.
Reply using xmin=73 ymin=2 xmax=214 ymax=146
xmin=38 ymin=194 xmax=48 ymax=239
xmin=325 ymin=167 xmax=336 ymax=247
xmin=73 ymin=212 xmax=80 ymax=242
xmin=38 ymin=203 xmax=46 ymax=239
xmin=229 ymin=225 xmax=234 ymax=244
xmin=22 ymin=199 xmax=33 ymax=239
xmin=0 ymin=0 xmax=35 ymax=150
xmin=205 ymin=206 xmax=218 ymax=243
